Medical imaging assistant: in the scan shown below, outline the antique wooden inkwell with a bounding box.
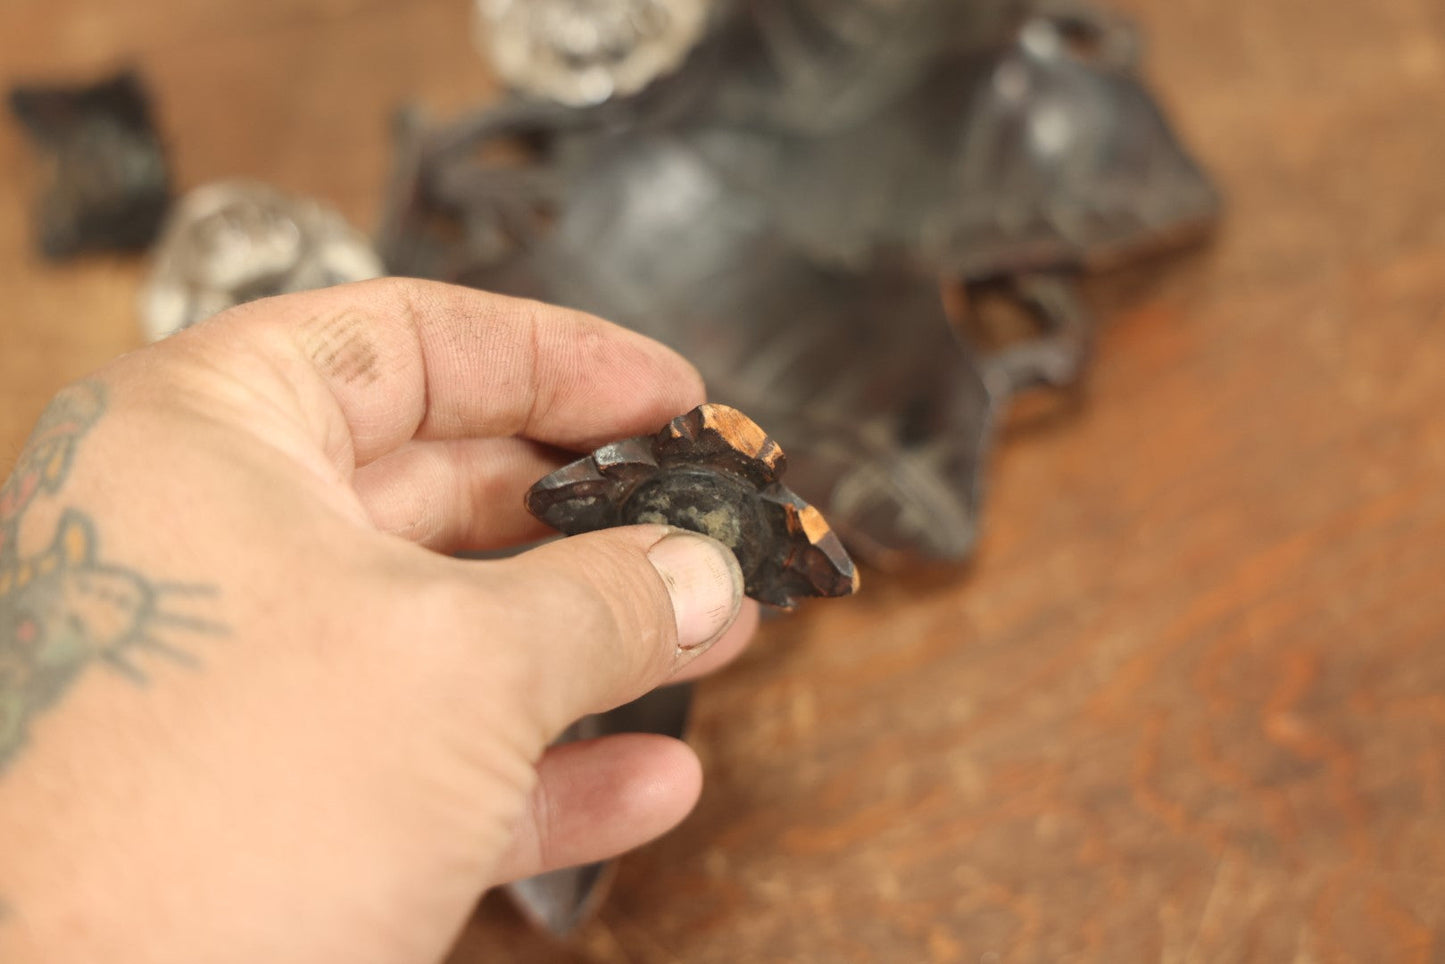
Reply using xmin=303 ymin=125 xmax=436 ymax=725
xmin=383 ymin=0 xmax=1220 ymax=575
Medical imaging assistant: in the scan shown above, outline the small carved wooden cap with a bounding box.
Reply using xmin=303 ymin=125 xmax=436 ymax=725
xmin=526 ymin=403 xmax=860 ymax=609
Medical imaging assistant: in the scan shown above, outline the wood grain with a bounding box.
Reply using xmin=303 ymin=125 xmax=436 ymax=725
xmin=3 ymin=0 xmax=1443 ymax=960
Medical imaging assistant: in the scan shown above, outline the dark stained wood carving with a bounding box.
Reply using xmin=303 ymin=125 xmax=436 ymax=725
xmin=380 ymin=5 xmax=1220 ymax=570
xmin=527 ymin=403 xmax=859 ymax=610
xmin=8 ymin=71 xmax=170 ymax=259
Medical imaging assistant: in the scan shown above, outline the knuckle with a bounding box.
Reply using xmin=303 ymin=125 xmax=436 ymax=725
xmin=292 ymin=308 xmax=386 ymax=389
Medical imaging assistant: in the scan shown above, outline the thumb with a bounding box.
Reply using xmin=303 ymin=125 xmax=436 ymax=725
xmin=482 ymin=525 xmax=744 ymax=735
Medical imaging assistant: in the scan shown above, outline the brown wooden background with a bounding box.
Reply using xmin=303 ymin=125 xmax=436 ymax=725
xmin=3 ymin=0 xmax=1444 ymax=960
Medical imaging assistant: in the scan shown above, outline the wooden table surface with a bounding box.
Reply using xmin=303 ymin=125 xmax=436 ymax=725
xmin=3 ymin=1 xmax=1444 ymax=960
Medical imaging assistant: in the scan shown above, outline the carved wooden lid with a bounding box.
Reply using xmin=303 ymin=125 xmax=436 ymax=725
xmin=527 ymin=403 xmax=860 ymax=609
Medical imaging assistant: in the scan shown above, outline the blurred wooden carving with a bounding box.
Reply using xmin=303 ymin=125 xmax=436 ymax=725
xmin=475 ymin=0 xmax=716 ymax=106
xmin=384 ymin=1 xmax=1218 ymax=569
xmin=139 ymin=181 xmax=384 ymax=341
xmin=9 ymin=71 xmax=170 ymax=260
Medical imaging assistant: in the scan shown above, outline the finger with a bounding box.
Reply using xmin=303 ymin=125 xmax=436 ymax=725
xmin=202 ymin=277 xmax=705 ymax=467
xmin=669 ymin=598 xmax=760 ymax=683
xmin=474 ymin=526 xmax=744 ymax=733
xmin=489 ymin=734 xmax=702 ymax=884
xmin=352 ymin=436 xmax=561 ymax=552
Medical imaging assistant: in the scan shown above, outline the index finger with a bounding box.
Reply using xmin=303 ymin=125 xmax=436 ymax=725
xmin=204 ymin=278 xmax=705 ymax=466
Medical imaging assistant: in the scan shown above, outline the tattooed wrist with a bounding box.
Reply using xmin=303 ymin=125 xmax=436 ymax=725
xmin=0 ymin=381 xmax=223 ymax=773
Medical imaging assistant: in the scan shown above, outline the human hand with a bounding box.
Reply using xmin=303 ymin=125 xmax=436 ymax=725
xmin=0 ymin=279 xmax=758 ymax=963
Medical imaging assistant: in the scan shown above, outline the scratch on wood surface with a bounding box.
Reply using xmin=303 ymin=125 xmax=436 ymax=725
xmin=1182 ymin=855 xmax=1227 ymax=964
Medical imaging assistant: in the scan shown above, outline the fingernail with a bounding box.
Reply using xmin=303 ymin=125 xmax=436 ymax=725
xmin=647 ymin=532 xmax=744 ymax=651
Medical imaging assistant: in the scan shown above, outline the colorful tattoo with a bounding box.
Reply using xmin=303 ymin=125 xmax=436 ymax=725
xmin=0 ymin=382 xmax=222 ymax=772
